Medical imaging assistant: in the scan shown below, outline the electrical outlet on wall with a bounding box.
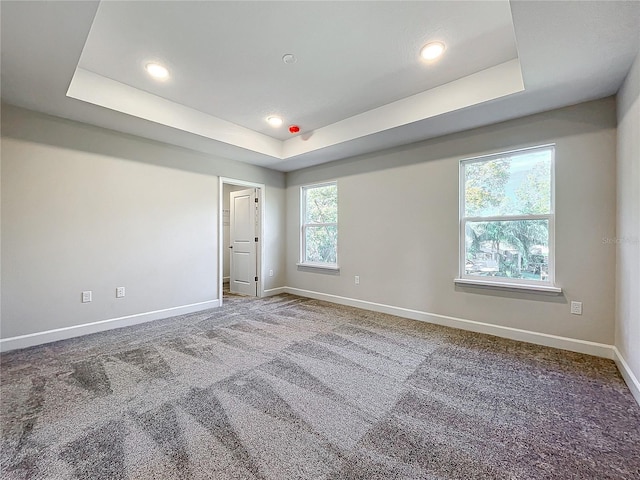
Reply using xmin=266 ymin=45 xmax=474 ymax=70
xmin=269 ymin=270 xmax=273 ymax=277
xmin=355 ymin=275 xmax=360 ymax=285
xmin=570 ymin=301 xmax=583 ymax=315
xmin=82 ymin=291 xmax=92 ymax=303
xmin=116 ymin=287 xmax=125 ymax=298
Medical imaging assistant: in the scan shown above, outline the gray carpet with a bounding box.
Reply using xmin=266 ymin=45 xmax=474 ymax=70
xmin=1 ymin=293 xmax=639 ymax=479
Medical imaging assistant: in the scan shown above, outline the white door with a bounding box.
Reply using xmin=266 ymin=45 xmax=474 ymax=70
xmin=229 ymin=188 xmax=258 ymax=296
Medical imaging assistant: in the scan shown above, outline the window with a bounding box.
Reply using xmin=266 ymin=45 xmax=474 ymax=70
xmin=459 ymin=145 xmax=556 ymax=289
xmin=300 ymin=182 xmax=338 ymax=267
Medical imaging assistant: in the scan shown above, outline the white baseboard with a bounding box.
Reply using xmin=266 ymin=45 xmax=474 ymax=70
xmin=263 ymin=287 xmax=287 ymax=297
xmin=0 ymin=299 xmax=220 ymax=353
xmin=613 ymin=347 xmax=640 ymax=406
xmin=284 ymin=287 xmax=614 ymax=359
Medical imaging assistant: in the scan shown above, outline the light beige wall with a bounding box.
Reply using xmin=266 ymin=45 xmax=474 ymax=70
xmin=616 ymin=50 xmax=640 ymax=378
xmin=286 ymin=98 xmax=617 ymax=344
xmin=1 ymin=104 xmax=286 ymax=339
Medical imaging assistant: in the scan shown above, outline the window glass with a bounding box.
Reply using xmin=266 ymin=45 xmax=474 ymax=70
xmin=461 ymin=146 xmax=554 ymax=285
xmin=301 ymin=183 xmax=338 ymax=266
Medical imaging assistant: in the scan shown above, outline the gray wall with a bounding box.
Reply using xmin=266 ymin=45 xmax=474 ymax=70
xmin=616 ymin=49 xmax=640 ymax=379
xmin=286 ymin=98 xmax=617 ymax=345
xmin=1 ymin=104 xmax=286 ymax=339
xmin=0 ymin=96 xmax=625 ymax=351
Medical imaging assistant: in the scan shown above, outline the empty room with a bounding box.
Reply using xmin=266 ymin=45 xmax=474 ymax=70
xmin=1 ymin=1 xmax=639 ymax=479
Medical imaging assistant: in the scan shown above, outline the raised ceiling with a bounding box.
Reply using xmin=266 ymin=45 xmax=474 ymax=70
xmin=2 ymin=1 xmax=639 ymax=171
xmin=76 ymin=1 xmax=518 ymax=140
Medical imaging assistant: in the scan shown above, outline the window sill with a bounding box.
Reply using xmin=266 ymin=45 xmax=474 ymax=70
xmin=297 ymin=263 xmax=340 ymax=272
xmin=454 ymin=278 xmax=562 ymax=294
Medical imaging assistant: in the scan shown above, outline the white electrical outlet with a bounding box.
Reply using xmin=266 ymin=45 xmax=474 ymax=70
xmin=570 ymin=301 xmax=583 ymax=315
xmin=355 ymin=275 xmax=360 ymax=285
xmin=82 ymin=291 xmax=92 ymax=303
xmin=269 ymin=269 xmax=273 ymax=277
xmin=116 ymin=287 xmax=125 ymax=298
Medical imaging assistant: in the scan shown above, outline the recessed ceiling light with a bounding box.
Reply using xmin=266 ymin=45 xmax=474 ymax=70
xmin=267 ymin=116 xmax=283 ymax=127
xmin=145 ymin=63 xmax=169 ymax=79
xmin=420 ymin=42 xmax=445 ymax=61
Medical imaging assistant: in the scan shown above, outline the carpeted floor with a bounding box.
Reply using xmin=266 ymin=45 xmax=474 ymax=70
xmin=1 ymin=292 xmax=639 ymax=479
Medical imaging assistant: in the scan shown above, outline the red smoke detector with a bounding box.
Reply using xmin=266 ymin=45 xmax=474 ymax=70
xmin=289 ymin=125 xmax=300 ymax=134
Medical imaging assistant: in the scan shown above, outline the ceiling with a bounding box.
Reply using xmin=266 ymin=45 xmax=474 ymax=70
xmin=1 ymin=1 xmax=639 ymax=172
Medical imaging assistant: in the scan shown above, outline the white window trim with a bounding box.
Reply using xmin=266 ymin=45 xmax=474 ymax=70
xmin=299 ymin=181 xmax=339 ymax=268
xmin=456 ymin=144 xmax=561 ymax=293
xmin=454 ymin=278 xmax=562 ymax=294
xmin=295 ymin=262 xmax=341 ymax=271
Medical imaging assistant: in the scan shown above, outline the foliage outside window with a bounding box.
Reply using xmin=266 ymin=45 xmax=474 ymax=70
xmin=301 ymin=182 xmax=338 ymax=266
xmin=460 ymin=145 xmax=555 ymax=286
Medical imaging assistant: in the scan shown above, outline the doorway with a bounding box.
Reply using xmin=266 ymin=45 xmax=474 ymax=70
xmin=219 ymin=178 xmax=265 ymax=305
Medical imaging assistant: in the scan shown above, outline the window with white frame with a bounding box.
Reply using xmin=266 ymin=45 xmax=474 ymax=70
xmin=300 ymin=182 xmax=338 ymax=266
xmin=460 ymin=145 xmax=555 ymax=287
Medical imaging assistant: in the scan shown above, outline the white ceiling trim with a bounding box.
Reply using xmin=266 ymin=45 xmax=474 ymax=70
xmin=282 ymin=59 xmax=524 ymax=158
xmin=67 ymin=68 xmax=283 ymax=158
xmin=67 ymin=59 xmax=524 ymax=161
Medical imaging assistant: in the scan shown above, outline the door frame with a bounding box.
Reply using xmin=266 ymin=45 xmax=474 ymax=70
xmin=219 ymin=177 xmax=265 ymax=305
